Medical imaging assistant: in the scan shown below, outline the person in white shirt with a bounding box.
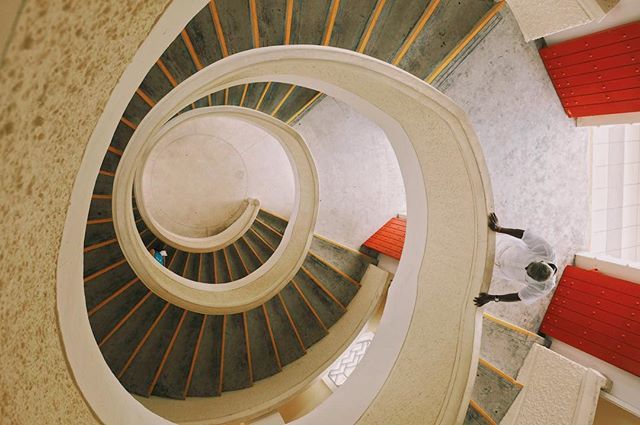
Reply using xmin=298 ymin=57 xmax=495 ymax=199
xmin=474 ymin=213 xmax=557 ymax=306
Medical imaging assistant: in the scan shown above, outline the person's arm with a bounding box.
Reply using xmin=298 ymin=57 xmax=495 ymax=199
xmin=488 ymin=213 xmax=524 ymax=239
xmin=473 ymin=292 xmax=521 ymax=307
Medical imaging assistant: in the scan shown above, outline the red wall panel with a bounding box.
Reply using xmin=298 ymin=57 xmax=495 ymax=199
xmin=362 ymin=217 xmax=406 ymax=260
xmin=540 ymin=265 xmax=640 ymax=376
xmin=539 ymin=21 xmax=640 ymax=118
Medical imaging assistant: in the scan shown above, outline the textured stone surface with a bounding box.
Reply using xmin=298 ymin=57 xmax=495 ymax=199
xmin=471 ymin=361 xmax=522 ymax=423
xmin=293 ymin=97 xmax=406 ymax=250
xmin=502 ymin=344 xmax=605 ymax=425
xmin=480 ymin=315 xmax=545 ymax=378
xmin=0 ymin=1 xmax=170 ymax=423
xmin=441 ymin=8 xmax=590 ymax=332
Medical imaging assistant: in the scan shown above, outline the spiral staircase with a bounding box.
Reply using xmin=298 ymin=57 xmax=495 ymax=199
xmin=69 ymin=0 xmax=506 ymax=424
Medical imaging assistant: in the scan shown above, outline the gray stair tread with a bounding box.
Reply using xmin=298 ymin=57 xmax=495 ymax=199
xmin=152 ymin=312 xmax=204 ymax=399
xmin=310 ymin=236 xmax=377 ymax=281
xmin=100 ymin=295 xmax=166 ymax=380
xmin=464 ymin=404 xmax=494 ymax=425
xmin=88 ymin=281 xmax=148 ymax=341
xmin=398 ymin=0 xmax=494 ymax=79
xmin=187 ymin=315 xmax=223 ymax=397
xmin=120 ymin=304 xmax=184 ymax=396
xmin=184 ymin=5 xmax=223 ymax=68
xmin=481 ymin=314 xmax=546 ymax=378
xmin=199 ymin=253 xmax=215 ymax=284
xmin=280 ymin=283 xmax=327 ymax=349
xmin=247 ymin=307 xmax=281 ymax=381
xmin=214 ymin=250 xmax=231 ymax=283
xmin=265 ymin=296 xmax=306 ymax=367
xmin=471 ymin=360 xmax=522 ymax=423
xmin=222 ymin=313 xmax=252 ymax=391
xmin=302 ymin=254 xmax=359 ymax=307
xmin=294 ymin=269 xmax=344 ymax=328
xmin=84 ymin=262 xmax=136 ymax=312
xmin=290 ymin=0 xmax=332 ymax=45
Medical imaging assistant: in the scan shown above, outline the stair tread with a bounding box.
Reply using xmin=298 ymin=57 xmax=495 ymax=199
xmin=471 ymin=359 xmax=523 ymax=423
xmin=152 ymin=312 xmax=204 ymax=399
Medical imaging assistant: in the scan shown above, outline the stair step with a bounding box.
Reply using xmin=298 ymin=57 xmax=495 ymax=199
xmin=280 ymin=283 xmax=327 ymax=349
xmin=481 ymin=313 xmax=546 ymax=379
xmin=329 ymin=0 xmax=379 ymax=51
xmin=225 ymin=245 xmax=248 ymax=280
xmin=293 ymin=269 xmax=345 ymax=328
xmin=397 ymin=0 xmax=494 ymax=79
xmin=167 ymin=249 xmax=188 ymax=275
xmin=187 ymin=315 xmax=224 ymax=397
xmin=99 ymin=294 xmax=166 ymax=378
xmin=310 ymin=236 xmax=377 ymax=281
xmin=152 ymin=311 xmax=205 ymax=399
xmin=273 ymin=86 xmax=321 ymax=123
xmin=183 ymin=253 xmax=200 ymax=281
xmin=471 ymin=359 xmax=523 ymax=423
xmin=198 ymin=253 xmax=214 ymax=283
xmin=120 ymin=304 xmax=184 ymax=397
xmin=184 ymin=5 xmax=223 ymax=69
xmin=302 ymin=255 xmax=359 ymax=307
xmin=88 ymin=280 xmax=148 ymax=341
xmin=264 ymin=296 xmax=306 ymax=367
xmin=464 ymin=401 xmax=497 ymax=425
xmin=291 ymin=0 xmax=332 ymax=45
xmin=222 ymin=313 xmax=252 ymax=391
xmin=247 ymin=306 xmax=281 ymax=381
xmin=84 ymin=262 xmax=137 ymax=312
xmin=256 ymin=209 xmax=287 ymax=234
xmin=236 ymin=237 xmax=262 ymax=273
xmin=213 ymin=250 xmax=230 ymax=283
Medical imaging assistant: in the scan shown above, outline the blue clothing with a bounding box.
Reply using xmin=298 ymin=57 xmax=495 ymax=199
xmin=153 ymin=251 xmax=165 ymax=266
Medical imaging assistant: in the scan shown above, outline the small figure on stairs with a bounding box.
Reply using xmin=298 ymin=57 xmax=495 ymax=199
xmin=150 ymin=245 xmax=168 ymax=267
xmin=474 ymin=213 xmax=557 ymax=307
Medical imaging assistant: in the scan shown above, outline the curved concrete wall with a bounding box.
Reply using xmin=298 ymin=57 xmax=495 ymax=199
xmin=0 ymin=0 xmax=177 ymax=423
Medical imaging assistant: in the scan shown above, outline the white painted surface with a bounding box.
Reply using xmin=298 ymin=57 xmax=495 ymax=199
xmin=376 ymin=254 xmax=399 ymax=275
xmin=294 ymin=97 xmax=406 ymax=249
xmin=545 ymin=0 xmax=640 ymax=45
xmin=141 ymin=113 xmax=295 ymax=235
xmin=144 ymin=133 xmax=248 ymax=237
xmin=575 ymin=250 xmax=640 ymax=280
xmin=579 ymin=112 xmax=640 ymax=128
xmin=165 ymin=114 xmax=295 ymax=218
xmin=506 ymin=0 xmax=610 ymax=41
xmin=590 ymin=124 xmax=640 ymax=261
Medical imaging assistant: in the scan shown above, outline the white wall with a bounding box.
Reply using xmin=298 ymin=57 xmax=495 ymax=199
xmin=152 ymin=114 xmax=296 ymax=220
xmin=293 ymin=97 xmax=406 ymax=249
xmin=591 ymin=125 xmax=640 ymax=261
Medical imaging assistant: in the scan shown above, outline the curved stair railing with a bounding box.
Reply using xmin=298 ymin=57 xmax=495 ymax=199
xmin=57 ymin=1 xmax=505 ymax=424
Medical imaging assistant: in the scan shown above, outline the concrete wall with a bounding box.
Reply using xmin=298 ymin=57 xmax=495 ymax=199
xmin=0 ymin=0 xmax=171 ymax=423
xmin=439 ymin=7 xmax=591 ymax=332
xmin=293 ymin=97 xmax=406 ymax=249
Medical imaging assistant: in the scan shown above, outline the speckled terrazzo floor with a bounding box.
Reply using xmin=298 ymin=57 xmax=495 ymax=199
xmin=440 ymin=8 xmax=590 ymax=332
